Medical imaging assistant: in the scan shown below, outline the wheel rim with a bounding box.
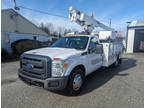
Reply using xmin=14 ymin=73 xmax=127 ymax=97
xmin=73 ymin=74 xmax=83 ymax=91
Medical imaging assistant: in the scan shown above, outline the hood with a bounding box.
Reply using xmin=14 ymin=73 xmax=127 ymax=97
xmin=24 ymin=47 xmax=83 ymax=60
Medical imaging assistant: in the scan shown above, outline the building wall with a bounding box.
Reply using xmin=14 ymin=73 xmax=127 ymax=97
xmin=1 ymin=9 xmax=47 ymax=36
xmin=126 ymin=29 xmax=135 ymax=53
xmin=1 ymin=32 xmax=52 ymax=53
xmin=1 ymin=9 xmax=52 ymax=53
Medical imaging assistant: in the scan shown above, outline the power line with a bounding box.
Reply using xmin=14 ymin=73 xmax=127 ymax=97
xmin=18 ymin=6 xmax=68 ymax=19
xmin=12 ymin=0 xmax=68 ymax=18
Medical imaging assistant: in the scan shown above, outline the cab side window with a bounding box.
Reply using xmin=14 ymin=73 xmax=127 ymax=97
xmin=88 ymin=37 xmax=98 ymax=53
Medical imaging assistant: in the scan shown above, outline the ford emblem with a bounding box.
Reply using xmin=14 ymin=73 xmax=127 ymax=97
xmin=26 ymin=64 xmax=34 ymax=69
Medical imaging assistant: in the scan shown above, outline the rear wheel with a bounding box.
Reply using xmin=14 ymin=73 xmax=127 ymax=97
xmin=118 ymin=58 xmax=122 ymax=64
xmin=113 ymin=56 xmax=121 ymax=67
xmin=114 ymin=58 xmax=118 ymax=66
xmin=67 ymin=69 xmax=84 ymax=96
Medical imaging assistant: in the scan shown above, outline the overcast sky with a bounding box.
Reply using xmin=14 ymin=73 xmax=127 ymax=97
xmin=2 ymin=0 xmax=144 ymax=35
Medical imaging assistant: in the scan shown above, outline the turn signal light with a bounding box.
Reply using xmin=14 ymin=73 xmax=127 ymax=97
xmin=63 ymin=63 xmax=68 ymax=68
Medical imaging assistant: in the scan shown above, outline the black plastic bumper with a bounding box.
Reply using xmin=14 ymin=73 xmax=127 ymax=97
xmin=18 ymin=69 xmax=69 ymax=90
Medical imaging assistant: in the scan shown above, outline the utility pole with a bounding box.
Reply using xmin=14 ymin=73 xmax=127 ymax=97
xmin=13 ymin=0 xmax=20 ymax=10
xmin=13 ymin=0 xmax=20 ymax=32
xmin=109 ymin=18 xmax=111 ymax=27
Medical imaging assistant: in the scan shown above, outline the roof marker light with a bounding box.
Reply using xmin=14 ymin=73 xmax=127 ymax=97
xmin=53 ymin=58 xmax=61 ymax=60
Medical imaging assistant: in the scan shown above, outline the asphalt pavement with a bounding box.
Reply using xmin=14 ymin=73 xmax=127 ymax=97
xmin=1 ymin=53 xmax=144 ymax=108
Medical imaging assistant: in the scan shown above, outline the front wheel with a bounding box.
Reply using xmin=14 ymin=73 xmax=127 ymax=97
xmin=67 ymin=69 xmax=84 ymax=96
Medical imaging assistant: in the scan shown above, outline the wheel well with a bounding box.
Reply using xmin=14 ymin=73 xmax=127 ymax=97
xmin=66 ymin=64 xmax=86 ymax=88
xmin=72 ymin=64 xmax=86 ymax=76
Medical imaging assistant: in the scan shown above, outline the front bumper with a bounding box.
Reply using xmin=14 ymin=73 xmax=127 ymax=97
xmin=18 ymin=69 xmax=69 ymax=90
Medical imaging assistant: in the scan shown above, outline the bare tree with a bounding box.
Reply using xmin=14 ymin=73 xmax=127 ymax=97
xmin=57 ymin=26 xmax=64 ymax=35
xmin=64 ymin=29 xmax=72 ymax=35
xmin=117 ymin=31 xmax=125 ymax=38
xmin=39 ymin=22 xmax=50 ymax=35
xmin=45 ymin=22 xmax=54 ymax=34
xmin=53 ymin=31 xmax=58 ymax=37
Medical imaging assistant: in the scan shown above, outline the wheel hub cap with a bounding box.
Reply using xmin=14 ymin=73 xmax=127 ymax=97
xmin=73 ymin=74 xmax=82 ymax=91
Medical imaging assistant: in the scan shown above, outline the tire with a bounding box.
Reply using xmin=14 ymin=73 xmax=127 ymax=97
xmin=118 ymin=58 xmax=122 ymax=64
xmin=67 ymin=69 xmax=85 ymax=96
xmin=112 ymin=57 xmax=119 ymax=67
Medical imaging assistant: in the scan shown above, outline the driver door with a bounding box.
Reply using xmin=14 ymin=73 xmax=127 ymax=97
xmin=86 ymin=37 xmax=103 ymax=74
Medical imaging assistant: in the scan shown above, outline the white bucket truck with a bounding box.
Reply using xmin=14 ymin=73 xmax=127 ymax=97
xmin=18 ymin=6 xmax=123 ymax=95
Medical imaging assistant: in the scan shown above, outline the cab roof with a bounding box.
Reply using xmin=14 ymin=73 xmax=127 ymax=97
xmin=64 ymin=34 xmax=95 ymax=38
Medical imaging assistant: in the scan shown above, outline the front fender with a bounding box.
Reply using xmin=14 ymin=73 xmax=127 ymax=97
xmin=64 ymin=58 xmax=87 ymax=76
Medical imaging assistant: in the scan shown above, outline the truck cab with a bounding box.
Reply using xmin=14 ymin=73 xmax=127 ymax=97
xmin=18 ymin=35 xmax=105 ymax=95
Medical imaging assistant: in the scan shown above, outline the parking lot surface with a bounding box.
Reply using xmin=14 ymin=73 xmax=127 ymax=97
xmin=1 ymin=53 xmax=144 ymax=108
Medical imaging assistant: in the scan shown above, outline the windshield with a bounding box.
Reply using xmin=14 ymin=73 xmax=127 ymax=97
xmin=51 ymin=36 xmax=89 ymax=50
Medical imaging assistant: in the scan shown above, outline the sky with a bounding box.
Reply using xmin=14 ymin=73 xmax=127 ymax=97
xmin=1 ymin=0 xmax=144 ymax=35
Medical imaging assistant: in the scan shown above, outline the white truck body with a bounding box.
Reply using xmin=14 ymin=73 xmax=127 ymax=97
xmin=18 ymin=35 xmax=123 ymax=94
xmin=18 ymin=6 xmax=123 ymax=95
xmin=102 ymin=42 xmax=122 ymax=66
xmin=99 ymin=31 xmax=116 ymax=40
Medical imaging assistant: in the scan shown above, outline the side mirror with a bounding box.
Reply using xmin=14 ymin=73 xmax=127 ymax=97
xmin=95 ymin=44 xmax=103 ymax=54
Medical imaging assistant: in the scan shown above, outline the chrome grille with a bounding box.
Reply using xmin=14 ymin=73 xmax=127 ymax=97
xmin=20 ymin=54 xmax=51 ymax=79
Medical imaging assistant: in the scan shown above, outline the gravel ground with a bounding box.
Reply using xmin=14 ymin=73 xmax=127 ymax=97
xmin=1 ymin=53 xmax=144 ymax=108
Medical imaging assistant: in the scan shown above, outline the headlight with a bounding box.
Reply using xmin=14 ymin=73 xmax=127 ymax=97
xmin=52 ymin=58 xmax=69 ymax=77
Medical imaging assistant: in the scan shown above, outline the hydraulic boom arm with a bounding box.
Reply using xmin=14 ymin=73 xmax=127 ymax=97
xmin=69 ymin=6 xmax=114 ymax=34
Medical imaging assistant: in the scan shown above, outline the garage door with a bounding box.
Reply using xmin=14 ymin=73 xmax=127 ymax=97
xmin=133 ymin=29 xmax=144 ymax=52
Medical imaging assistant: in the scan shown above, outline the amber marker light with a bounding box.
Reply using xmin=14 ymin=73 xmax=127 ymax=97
xmin=63 ymin=63 xmax=68 ymax=68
